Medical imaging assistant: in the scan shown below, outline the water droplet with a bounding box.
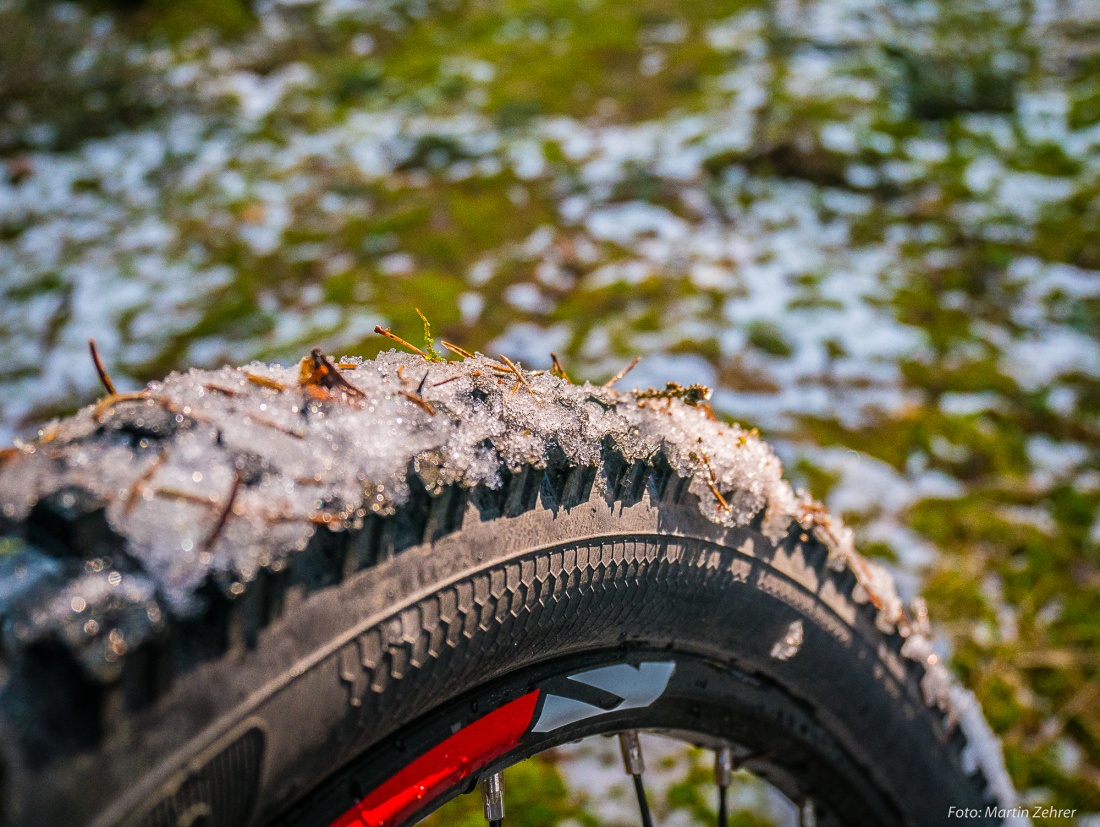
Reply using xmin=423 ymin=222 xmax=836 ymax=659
xmin=770 ymin=620 xmax=803 ymax=661
xmin=71 ymin=596 xmax=86 ymax=613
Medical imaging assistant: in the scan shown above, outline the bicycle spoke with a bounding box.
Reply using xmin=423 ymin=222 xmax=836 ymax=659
xmin=714 ymin=746 xmax=732 ymax=827
xmin=799 ymin=797 xmax=817 ymax=827
xmin=618 ymin=730 xmax=654 ymax=827
xmin=480 ymin=770 xmax=505 ymax=827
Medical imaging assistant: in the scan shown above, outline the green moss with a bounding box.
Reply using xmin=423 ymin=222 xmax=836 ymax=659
xmin=0 ymin=536 xmax=23 ymax=557
xmin=87 ymin=0 xmax=256 ymax=42
xmin=417 ymin=308 xmax=446 ymax=362
xmin=789 ymin=458 xmax=841 ymax=501
xmin=744 ymin=320 xmax=793 ymax=358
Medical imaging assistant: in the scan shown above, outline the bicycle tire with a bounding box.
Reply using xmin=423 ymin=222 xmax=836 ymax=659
xmin=0 ymin=350 xmax=1019 ymax=826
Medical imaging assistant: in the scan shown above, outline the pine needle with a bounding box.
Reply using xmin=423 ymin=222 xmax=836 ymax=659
xmin=603 ymin=356 xmax=641 ymax=388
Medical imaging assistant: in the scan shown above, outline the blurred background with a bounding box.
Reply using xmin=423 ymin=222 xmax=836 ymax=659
xmin=1 ymin=0 xmax=1098 ymax=822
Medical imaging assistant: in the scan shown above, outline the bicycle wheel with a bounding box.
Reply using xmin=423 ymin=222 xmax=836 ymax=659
xmin=0 ymin=350 xmax=1018 ymax=826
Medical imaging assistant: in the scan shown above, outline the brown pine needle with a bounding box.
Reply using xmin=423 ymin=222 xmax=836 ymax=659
xmin=38 ymin=423 xmax=62 ymax=443
xmin=603 ymin=356 xmax=641 ymax=388
xmin=336 ymin=362 xmax=359 ymax=369
xmin=203 ymin=383 xmax=239 ymax=396
xmin=375 ymin=325 xmax=427 ymax=359
xmin=152 ymin=488 xmax=220 ymax=507
xmin=441 ymin=341 xmax=474 ymax=359
xmin=92 ymin=392 xmax=153 ymax=422
xmin=203 ymin=473 xmax=241 ymax=551
xmin=243 ymin=371 xmax=289 ymax=391
xmin=550 ymin=352 xmax=571 ymax=382
xmin=698 ymin=452 xmax=730 ymax=512
xmin=499 ymin=354 xmax=538 ymax=397
xmin=125 ymin=450 xmax=168 ymax=513
xmin=705 ymin=478 xmax=730 ymax=512
xmin=399 ymin=389 xmax=436 ymax=415
xmin=243 ymin=413 xmax=306 ymax=439
xmin=434 ymin=370 xmax=481 ymax=387
xmin=88 ymin=338 xmax=117 ymax=395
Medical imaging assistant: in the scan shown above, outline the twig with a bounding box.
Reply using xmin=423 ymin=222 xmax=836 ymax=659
xmin=152 ymin=488 xmax=220 ymax=507
xmin=203 ymin=473 xmax=241 ymax=551
xmin=92 ymin=392 xmax=154 ymax=422
xmin=38 ymin=424 xmax=62 ymax=443
xmin=441 ymin=341 xmax=474 ymax=359
xmin=399 ymin=389 xmax=436 ymax=415
xmin=698 ymin=452 xmax=730 ymax=512
xmin=550 ymin=352 xmax=571 ymax=382
xmin=203 ymin=382 xmax=239 ymax=396
xmin=243 ymin=371 xmax=288 ymax=391
xmin=243 ymin=413 xmax=306 ymax=439
xmin=88 ymin=338 xmax=117 ymax=395
xmin=499 ymin=354 xmax=538 ymax=397
xmin=399 ymin=370 xmax=436 ymax=414
xmin=125 ymin=450 xmax=168 ymax=513
xmin=375 ymin=325 xmax=427 ymax=359
xmin=603 ymin=356 xmax=641 ymax=388
xmin=704 ymin=478 xmax=729 ymax=511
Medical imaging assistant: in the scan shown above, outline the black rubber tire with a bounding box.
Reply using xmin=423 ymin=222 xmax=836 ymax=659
xmin=1 ymin=446 xmax=1001 ymax=827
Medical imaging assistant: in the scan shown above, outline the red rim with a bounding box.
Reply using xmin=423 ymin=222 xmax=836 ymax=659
xmin=330 ymin=690 xmax=540 ymax=827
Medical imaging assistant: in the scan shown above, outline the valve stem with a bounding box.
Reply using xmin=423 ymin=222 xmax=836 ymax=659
xmin=480 ymin=770 xmax=504 ymax=827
